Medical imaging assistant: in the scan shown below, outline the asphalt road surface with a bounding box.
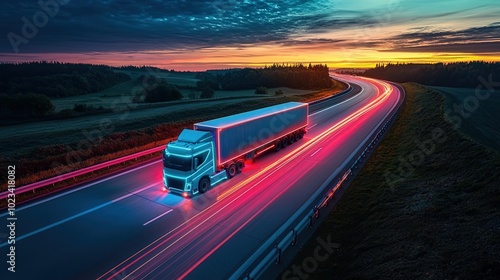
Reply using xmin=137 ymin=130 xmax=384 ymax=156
xmin=0 ymin=75 xmax=402 ymax=280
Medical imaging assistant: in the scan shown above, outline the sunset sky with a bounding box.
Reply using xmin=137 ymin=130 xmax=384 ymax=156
xmin=1 ymin=0 xmax=499 ymax=70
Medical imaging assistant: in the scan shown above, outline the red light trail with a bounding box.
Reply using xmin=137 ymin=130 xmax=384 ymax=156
xmin=100 ymin=76 xmax=400 ymax=280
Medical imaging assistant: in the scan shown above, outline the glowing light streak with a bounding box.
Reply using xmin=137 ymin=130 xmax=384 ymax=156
xmin=101 ymin=78 xmax=397 ymax=280
xmin=216 ymin=78 xmax=393 ymax=201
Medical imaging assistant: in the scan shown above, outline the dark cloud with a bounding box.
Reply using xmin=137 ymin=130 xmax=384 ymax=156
xmin=385 ymin=22 xmax=500 ymax=53
xmin=280 ymin=38 xmax=345 ymax=47
xmin=384 ymin=42 xmax=500 ymax=53
xmin=1 ymin=0 xmax=499 ymax=56
xmin=0 ymin=0 xmax=383 ymax=53
xmin=0 ymin=0 xmax=316 ymax=53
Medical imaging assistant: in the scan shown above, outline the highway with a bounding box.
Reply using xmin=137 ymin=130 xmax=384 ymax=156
xmin=0 ymin=75 xmax=402 ymax=279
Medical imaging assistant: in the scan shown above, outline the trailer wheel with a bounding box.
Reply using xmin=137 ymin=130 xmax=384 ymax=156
xmin=289 ymin=134 xmax=295 ymax=144
xmin=199 ymin=177 xmax=210 ymax=193
xmin=295 ymin=131 xmax=300 ymax=142
xmin=282 ymin=137 xmax=288 ymax=148
xmin=298 ymin=130 xmax=304 ymax=139
xmin=275 ymin=140 xmax=282 ymax=151
xmin=236 ymin=161 xmax=244 ymax=173
xmin=226 ymin=164 xmax=237 ymax=178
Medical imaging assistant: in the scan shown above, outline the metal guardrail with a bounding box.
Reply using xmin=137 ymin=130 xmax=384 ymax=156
xmin=0 ymin=83 xmax=352 ymax=202
xmin=233 ymin=82 xmax=406 ymax=280
xmin=0 ymin=146 xmax=165 ymax=200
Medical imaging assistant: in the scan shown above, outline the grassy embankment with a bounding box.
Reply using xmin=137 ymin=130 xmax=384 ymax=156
xmin=432 ymin=86 xmax=500 ymax=152
xmin=0 ymin=79 xmax=346 ymax=207
xmin=284 ymin=83 xmax=500 ymax=279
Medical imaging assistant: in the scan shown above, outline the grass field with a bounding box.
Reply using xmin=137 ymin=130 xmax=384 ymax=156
xmin=51 ymin=79 xmax=136 ymax=111
xmin=116 ymin=70 xmax=199 ymax=86
xmin=51 ymin=70 xmax=199 ymax=111
xmin=431 ymin=86 xmax=500 ymax=152
xmin=284 ymin=83 xmax=500 ymax=279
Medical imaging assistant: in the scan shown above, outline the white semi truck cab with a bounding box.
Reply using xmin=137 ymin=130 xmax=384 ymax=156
xmin=162 ymin=129 xmax=225 ymax=197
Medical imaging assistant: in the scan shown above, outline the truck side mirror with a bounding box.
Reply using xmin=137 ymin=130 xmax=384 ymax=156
xmin=194 ymin=157 xmax=199 ymax=170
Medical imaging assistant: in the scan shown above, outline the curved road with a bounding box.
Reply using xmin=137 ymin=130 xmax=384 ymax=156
xmin=0 ymin=75 xmax=402 ymax=279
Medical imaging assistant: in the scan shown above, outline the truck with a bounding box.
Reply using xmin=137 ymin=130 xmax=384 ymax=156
xmin=162 ymin=101 xmax=308 ymax=197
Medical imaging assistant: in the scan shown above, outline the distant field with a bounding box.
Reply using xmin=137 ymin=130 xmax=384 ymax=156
xmin=51 ymin=70 xmax=314 ymax=112
xmin=115 ymin=70 xmax=200 ymax=86
xmin=52 ymin=71 xmax=199 ymax=111
xmin=431 ymin=86 xmax=500 ymax=152
xmin=51 ymin=80 xmax=136 ymax=111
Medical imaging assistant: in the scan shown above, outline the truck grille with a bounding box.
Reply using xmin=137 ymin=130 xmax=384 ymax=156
xmin=167 ymin=177 xmax=184 ymax=190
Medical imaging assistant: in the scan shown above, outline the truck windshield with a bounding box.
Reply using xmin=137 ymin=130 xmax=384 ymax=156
xmin=163 ymin=154 xmax=192 ymax=171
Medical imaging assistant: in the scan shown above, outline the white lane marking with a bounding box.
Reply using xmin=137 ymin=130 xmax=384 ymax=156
xmin=143 ymin=209 xmax=174 ymax=226
xmin=0 ymin=183 xmax=158 ymax=248
xmin=309 ymin=123 xmax=318 ymax=129
xmin=310 ymin=147 xmax=323 ymax=157
xmin=0 ymin=160 xmax=162 ymax=217
xmin=309 ymin=87 xmax=364 ymax=117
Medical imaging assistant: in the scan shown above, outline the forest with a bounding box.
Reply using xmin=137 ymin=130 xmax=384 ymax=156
xmin=360 ymin=61 xmax=500 ymax=88
xmin=0 ymin=61 xmax=130 ymax=98
xmin=197 ymin=64 xmax=332 ymax=91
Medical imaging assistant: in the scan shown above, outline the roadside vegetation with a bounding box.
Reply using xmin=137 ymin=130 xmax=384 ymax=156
xmin=255 ymin=86 xmax=268 ymax=95
xmin=285 ymin=83 xmax=500 ymax=279
xmin=0 ymin=93 xmax=54 ymax=118
xmin=433 ymin=86 xmax=500 ymax=152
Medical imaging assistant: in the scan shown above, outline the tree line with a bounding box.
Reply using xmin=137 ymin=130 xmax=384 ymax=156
xmin=131 ymin=75 xmax=183 ymax=103
xmin=0 ymin=93 xmax=54 ymax=118
xmin=196 ymin=64 xmax=332 ymax=91
xmin=360 ymin=61 xmax=500 ymax=88
xmin=0 ymin=61 xmax=130 ymax=98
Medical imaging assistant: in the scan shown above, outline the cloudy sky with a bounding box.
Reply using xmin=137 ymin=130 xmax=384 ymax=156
xmin=1 ymin=0 xmax=499 ymax=70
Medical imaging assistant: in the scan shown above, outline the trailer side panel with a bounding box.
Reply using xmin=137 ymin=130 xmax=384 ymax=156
xmin=195 ymin=102 xmax=307 ymax=165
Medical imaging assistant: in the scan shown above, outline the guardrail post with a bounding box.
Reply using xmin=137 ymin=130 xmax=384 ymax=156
xmin=314 ymin=206 xmax=319 ymax=218
xmin=291 ymin=229 xmax=297 ymax=246
xmin=308 ymin=215 xmax=313 ymax=228
xmin=275 ymin=242 xmax=282 ymax=264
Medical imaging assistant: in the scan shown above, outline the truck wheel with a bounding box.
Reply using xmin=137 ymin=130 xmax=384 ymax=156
xmin=226 ymin=164 xmax=237 ymax=178
xmin=199 ymin=177 xmax=210 ymax=193
xmin=298 ymin=130 xmax=304 ymax=139
xmin=295 ymin=132 xmax=300 ymax=141
xmin=236 ymin=161 xmax=244 ymax=173
xmin=282 ymin=137 xmax=288 ymax=148
xmin=275 ymin=141 xmax=282 ymax=151
xmin=289 ymin=134 xmax=295 ymax=144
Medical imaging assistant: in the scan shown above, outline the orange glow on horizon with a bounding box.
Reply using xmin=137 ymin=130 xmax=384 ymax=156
xmin=2 ymin=45 xmax=498 ymax=71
